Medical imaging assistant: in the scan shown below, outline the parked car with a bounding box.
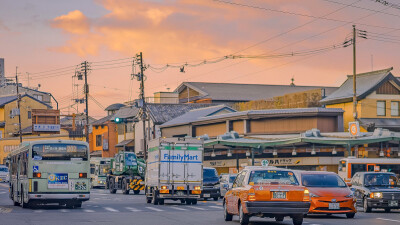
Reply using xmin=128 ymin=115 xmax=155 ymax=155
xmin=223 ymin=166 xmax=310 ymax=225
xmin=351 ymin=172 xmax=400 ymax=213
xmin=220 ymin=173 xmax=237 ymax=198
xmin=297 ymin=171 xmax=356 ymax=218
xmin=0 ymin=165 xmax=9 ymax=182
xmin=201 ymin=167 xmax=220 ymax=200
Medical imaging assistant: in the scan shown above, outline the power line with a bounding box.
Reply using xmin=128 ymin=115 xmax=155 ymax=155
xmin=370 ymin=0 xmax=400 ymax=10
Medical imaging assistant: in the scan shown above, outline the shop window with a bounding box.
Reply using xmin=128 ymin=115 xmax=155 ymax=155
xmin=28 ymin=111 xmax=31 ymax=119
xmin=377 ymin=101 xmax=386 ymax=116
xmin=391 ymin=101 xmax=399 ymax=116
xmin=96 ymin=135 xmax=102 ymax=147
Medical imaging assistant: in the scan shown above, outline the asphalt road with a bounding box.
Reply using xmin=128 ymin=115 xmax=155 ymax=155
xmin=0 ymin=183 xmax=399 ymax=225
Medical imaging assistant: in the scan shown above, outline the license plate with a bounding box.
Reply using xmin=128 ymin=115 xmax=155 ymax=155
xmin=272 ymin=192 xmax=286 ymax=199
xmin=329 ymin=203 xmax=340 ymax=209
xmin=389 ymin=200 xmax=398 ymax=207
xmin=203 ymin=194 xmax=210 ymax=198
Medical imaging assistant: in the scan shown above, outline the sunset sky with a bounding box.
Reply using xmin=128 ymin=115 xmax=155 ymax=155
xmin=1 ymin=0 xmax=400 ymax=118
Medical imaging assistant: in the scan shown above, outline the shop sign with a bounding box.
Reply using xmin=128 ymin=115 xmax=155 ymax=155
xmin=267 ymin=158 xmax=301 ymax=166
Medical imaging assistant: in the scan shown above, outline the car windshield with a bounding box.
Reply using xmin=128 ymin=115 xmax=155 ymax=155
xmin=229 ymin=176 xmax=236 ymax=183
xmin=0 ymin=167 xmax=8 ymax=172
xmin=32 ymin=144 xmax=88 ymax=161
xmin=364 ymin=173 xmax=398 ymax=187
xmin=248 ymin=170 xmax=298 ymax=185
xmin=302 ymin=174 xmax=347 ymax=187
xmin=204 ymin=169 xmax=218 ymax=178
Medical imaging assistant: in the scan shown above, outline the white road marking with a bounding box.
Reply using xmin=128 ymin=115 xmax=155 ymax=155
xmin=34 ymin=210 xmax=43 ymax=213
xmin=208 ymin=206 xmax=222 ymax=209
xmin=104 ymin=207 xmax=119 ymax=212
xmin=0 ymin=192 xmax=6 ymax=194
xmin=126 ymin=207 xmax=141 ymax=212
xmin=84 ymin=209 xmax=95 ymax=213
xmin=60 ymin=209 xmax=69 ymax=213
xmin=187 ymin=206 xmax=206 ymax=210
xmin=93 ymin=205 xmax=99 ymax=208
xmin=376 ymin=218 xmax=400 ymax=223
xmin=145 ymin=207 xmax=164 ymax=212
xmin=170 ymin=206 xmax=187 ymax=211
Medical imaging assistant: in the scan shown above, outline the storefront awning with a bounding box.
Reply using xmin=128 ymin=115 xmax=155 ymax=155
xmin=115 ymin=139 xmax=134 ymax=147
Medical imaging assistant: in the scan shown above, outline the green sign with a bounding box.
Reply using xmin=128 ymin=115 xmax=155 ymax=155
xmin=261 ymin=160 xmax=269 ymax=167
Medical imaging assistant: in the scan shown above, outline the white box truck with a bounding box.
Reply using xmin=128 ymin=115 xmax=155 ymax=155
xmin=145 ymin=137 xmax=203 ymax=205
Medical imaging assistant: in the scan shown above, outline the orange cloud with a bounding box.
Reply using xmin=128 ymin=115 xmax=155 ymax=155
xmin=51 ymin=10 xmax=90 ymax=34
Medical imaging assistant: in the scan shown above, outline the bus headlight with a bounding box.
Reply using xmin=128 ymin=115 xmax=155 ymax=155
xmin=370 ymin=192 xmax=383 ymax=199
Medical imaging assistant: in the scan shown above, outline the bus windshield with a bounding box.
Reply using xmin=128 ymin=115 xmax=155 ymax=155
xmin=302 ymin=174 xmax=347 ymax=187
xmin=248 ymin=170 xmax=298 ymax=185
xmin=32 ymin=144 xmax=88 ymax=161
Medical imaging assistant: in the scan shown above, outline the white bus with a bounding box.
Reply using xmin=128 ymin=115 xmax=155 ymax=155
xmin=338 ymin=157 xmax=400 ymax=182
xmin=90 ymin=157 xmax=111 ymax=188
xmin=8 ymin=140 xmax=90 ymax=208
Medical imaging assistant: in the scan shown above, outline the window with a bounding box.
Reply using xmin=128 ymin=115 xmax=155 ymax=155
xmin=33 ymin=94 xmax=43 ymax=101
xmin=96 ymin=135 xmax=102 ymax=147
xmin=28 ymin=111 xmax=31 ymax=119
xmin=377 ymin=101 xmax=386 ymax=116
xmin=391 ymin=101 xmax=399 ymax=116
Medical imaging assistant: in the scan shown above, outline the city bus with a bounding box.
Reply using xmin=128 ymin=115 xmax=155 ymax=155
xmin=338 ymin=157 xmax=400 ymax=182
xmin=8 ymin=140 xmax=90 ymax=208
xmin=90 ymin=157 xmax=111 ymax=188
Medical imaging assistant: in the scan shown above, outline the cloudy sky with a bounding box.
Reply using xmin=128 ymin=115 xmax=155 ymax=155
xmin=1 ymin=0 xmax=399 ymax=118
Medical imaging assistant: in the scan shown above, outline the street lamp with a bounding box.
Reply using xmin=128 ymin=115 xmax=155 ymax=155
xmin=246 ymin=150 xmax=251 ymax=157
xmin=273 ymin=149 xmax=278 ymax=156
xmin=211 ymin=150 xmax=216 ymax=157
xmin=292 ymin=147 xmax=297 ymax=156
xmin=379 ymin=150 xmax=384 ymax=157
xmin=332 ymin=146 xmax=337 ymax=155
xmin=227 ymin=149 xmax=232 ymax=157
xmin=311 ymin=145 xmax=316 ymax=155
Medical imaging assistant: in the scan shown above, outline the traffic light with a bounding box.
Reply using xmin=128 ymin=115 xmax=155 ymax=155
xmin=115 ymin=117 xmax=123 ymax=123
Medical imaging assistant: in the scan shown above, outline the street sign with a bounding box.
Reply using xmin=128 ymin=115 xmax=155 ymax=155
xmin=261 ymin=159 xmax=269 ymax=167
xmin=33 ymin=124 xmax=60 ymax=132
xmin=349 ymin=122 xmax=360 ymax=136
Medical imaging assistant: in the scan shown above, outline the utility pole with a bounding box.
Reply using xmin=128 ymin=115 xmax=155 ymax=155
xmin=137 ymin=52 xmax=147 ymax=160
xmin=15 ymin=67 xmax=22 ymax=143
xmin=82 ymin=61 xmax=89 ymax=143
xmin=352 ymin=25 xmax=357 ymax=121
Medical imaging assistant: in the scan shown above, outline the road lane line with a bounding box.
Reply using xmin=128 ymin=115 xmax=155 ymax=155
xmin=104 ymin=207 xmax=119 ymax=212
xmin=60 ymin=209 xmax=69 ymax=213
xmin=187 ymin=206 xmax=206 ymax=210
xmin=145 ymin=207 xmax=164 ymax=212
xmin=170 ymin=206 xmax=187 ymax=211
xmin=84 ymin=209 xmax=95 ymax=213
xmin=126 ymin=207 xmax=141 ymax=212
xmin=208 ymin=206 xmax=222 ymax=209
xmin=377 ymin=218 xmax=400 ymax=223
xmin=33 ymin=210 xmax=43 ymax=213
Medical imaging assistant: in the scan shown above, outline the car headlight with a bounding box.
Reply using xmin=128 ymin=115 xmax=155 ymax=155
xmin=345 ymin=194 xmax=353 ymax=198
xmin=370 ymin=192 xmax=383 ymax=199
xmin=309 ymin=193 xmax=320 ymax=198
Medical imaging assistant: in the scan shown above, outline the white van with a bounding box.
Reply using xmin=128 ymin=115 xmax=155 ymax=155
xmin=0 ymin=165 xmax=9 ymax=182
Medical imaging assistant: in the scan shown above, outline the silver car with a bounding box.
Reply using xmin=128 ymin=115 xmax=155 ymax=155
xmin=0 ymin=166 xmax=9 ymax=182
xmin=219 ymin=174 xmax=237 ymax=197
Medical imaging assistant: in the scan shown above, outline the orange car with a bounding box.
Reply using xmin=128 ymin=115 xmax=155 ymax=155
xmin=297 ymin=171 xmax=356 ymax=218
xmin=223 ymin=166 xmax=311 ymax=225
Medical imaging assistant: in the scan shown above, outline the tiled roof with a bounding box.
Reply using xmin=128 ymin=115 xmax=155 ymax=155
xmin=161 ymin=105 xmax=235 ymax=127
xmin=60 ymin=114 xmax=96 ymax=126
xmin=105 ymin=103 xmax=125 ymax=111
xmin=176 ymin=82 xmax=338 ymax=102
xmin=111 ymin=106 xmax=139 ymax=121
xmin=321 ymin=67 xmax=397 ymax=104
xmin=161 ymin=107 xmax=343 ymax=127
xmin=146 ymin=103 xmax=215 ymax=124
xmin=91 ymin=114 xmax=113 ymax=125
xmin=115 ymin=139 xmax=134 ymax=147
xmin=0 ymin=94 xmax=52 ymax=108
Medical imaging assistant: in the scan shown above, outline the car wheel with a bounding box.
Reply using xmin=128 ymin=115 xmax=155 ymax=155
xmin=239 ymin=203 xmax=250 ymax=225
xmin=346 ymin=213 xmax=355 ymax=218
xmin=223 ymin=201 xmax=233 ymax=221
xmin=213 ymin=197 xmax=218 ymax=201
xmin=385 ymin=208 xmax=391 ymax=213
xmin=363 ymin=198 xmax=371 ymax=213
xmin=134 ymin=190 xmax=140 ymax=195
xmin=275 ymin=216 xmax=284 ymax=222
xmin=292 ymin=215 xmax=303 ymax=225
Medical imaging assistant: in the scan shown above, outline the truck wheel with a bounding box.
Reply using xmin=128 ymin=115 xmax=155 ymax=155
xmin=158 ymin=199 xmax=164 ymax=205
xmin=292 ymin=215 xmax=303 ymax=225
xmin=109 ymin=178 xmax=117 ymax=194
xmin=180 ymin=199 xmax=185 ymax=204
xmin=385 ymin=208 xmax=391 ymax=213
xmin=122 ymin=179 xmax=129 ymax=195
xmin=134 ymin=190 xmax=140 ymax=195
xmin=186 ymin=199 xmax=192 ymax=205
xmin=192 ymin=199 xmax=197 ymax=205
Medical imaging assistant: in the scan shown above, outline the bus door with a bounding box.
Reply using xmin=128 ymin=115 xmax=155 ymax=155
xmin=367 ymin=164 xmax=376 ymax=172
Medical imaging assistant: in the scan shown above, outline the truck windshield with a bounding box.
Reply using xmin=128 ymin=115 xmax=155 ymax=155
xmin=302 ymin=174 xmax=346 ymax=187
xmin=0 ymin=167 xmax=8 ymax=172
xmin=248 ymin=170 xmax=298 ymax=185
xmin=203 ymin=168 xmax=218 ymax=178
xmin=32 ymin=144 xmax=88 ymax=161
xmin=364 ymin=173 xmax=398 ymax=187
xmin=99 ymin=164 xmax=110 ymax=176
xmin=125 ymin=153 xmax=137 ymax=166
